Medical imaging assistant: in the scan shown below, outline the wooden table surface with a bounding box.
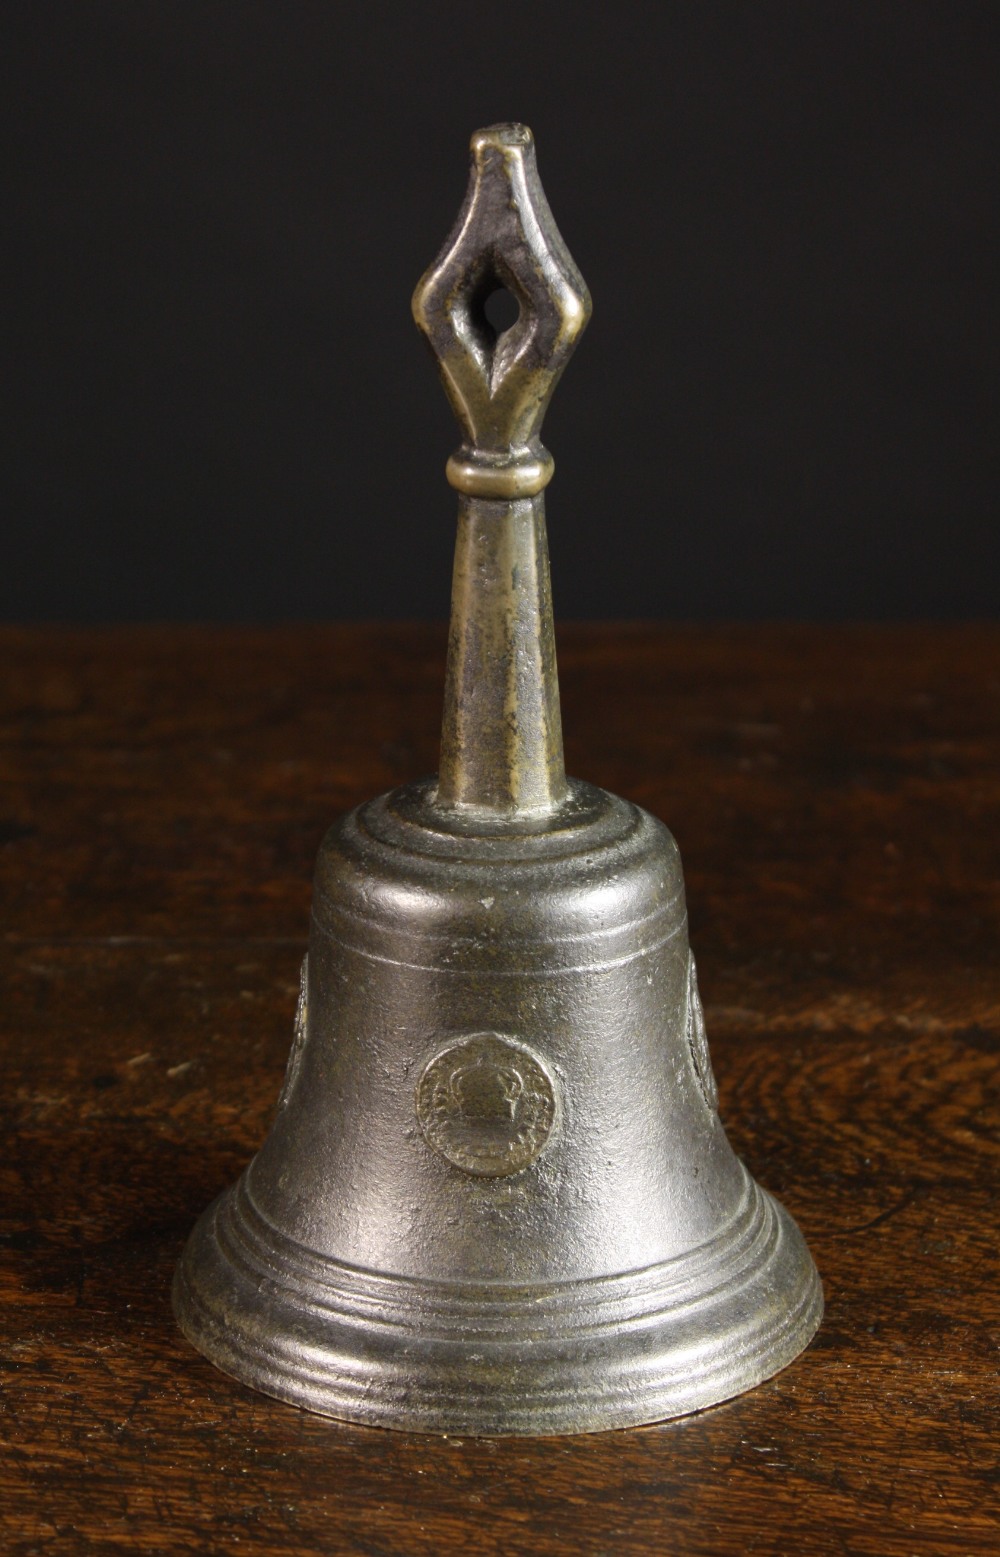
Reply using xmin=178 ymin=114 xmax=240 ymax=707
xmin=1 ymin=624 xmax=997 ymax=1555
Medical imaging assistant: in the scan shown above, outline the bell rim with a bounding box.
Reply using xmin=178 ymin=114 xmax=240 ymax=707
xmin=173 ymin=1169 xmax=823 ymax=1436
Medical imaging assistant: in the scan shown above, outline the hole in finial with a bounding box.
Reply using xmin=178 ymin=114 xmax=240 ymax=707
xmin=483 ymin=285 xmax=520 ymax=337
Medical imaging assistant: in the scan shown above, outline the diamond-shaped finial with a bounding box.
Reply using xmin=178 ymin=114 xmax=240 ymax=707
xmin=413 ymin=124 xmax=591 ymax=499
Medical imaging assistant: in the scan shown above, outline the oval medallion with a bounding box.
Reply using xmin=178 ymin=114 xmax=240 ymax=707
xmin=416 ymin=1033 xmax=557 ymax=1177
xmin=686 ymin=952 xmax=719 ymax=1113
xmin=276 ymin=953 xmax=309 ymax=1112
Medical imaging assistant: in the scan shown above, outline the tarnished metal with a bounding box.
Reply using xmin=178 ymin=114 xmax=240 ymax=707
xmin=413 ymin=123 xmax=587 ymax=813
xmin=173 ymin=123 xmax=822 ymax=1435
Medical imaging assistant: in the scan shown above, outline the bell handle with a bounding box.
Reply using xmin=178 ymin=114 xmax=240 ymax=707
xmin=413 ymin=124 xmax=590 ymax=813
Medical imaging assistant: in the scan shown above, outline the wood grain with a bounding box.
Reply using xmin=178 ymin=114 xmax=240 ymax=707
xmin=1 ymin=625 xmax=997 ymax=1555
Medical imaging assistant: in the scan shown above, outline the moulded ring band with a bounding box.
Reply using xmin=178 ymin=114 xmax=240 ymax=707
xmin=446 ymin=448 xmax=554 ymax=499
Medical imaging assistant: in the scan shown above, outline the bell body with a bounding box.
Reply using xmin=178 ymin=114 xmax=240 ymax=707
xmin=174 ymin=778 xmax=822 ymax=1434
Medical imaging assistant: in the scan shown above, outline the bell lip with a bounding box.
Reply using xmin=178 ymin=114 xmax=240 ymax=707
xmin=173 ymin=1170 xmax=823 ymax=1437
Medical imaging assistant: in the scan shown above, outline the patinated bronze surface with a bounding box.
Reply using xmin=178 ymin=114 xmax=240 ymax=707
xmin=4 ymin=620 xmax=998 ymax=1551
xmin=171 ymin=125 xmax=822 ymax=1433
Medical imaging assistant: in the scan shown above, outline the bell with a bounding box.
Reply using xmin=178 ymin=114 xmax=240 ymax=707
xmin=174 ymin=123 xmax=822 ymax=1435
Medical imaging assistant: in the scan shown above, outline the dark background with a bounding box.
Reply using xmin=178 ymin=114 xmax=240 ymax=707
xmin=3 ymin=1 xmax=997 ymax=622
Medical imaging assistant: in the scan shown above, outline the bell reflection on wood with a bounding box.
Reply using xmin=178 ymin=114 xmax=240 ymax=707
xmin=173 ymin=124 xmax=822 ymax=1435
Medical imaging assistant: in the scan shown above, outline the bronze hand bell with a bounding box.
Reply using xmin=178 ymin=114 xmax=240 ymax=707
xmin=174 ymin=124 xmax=822 ymax=1435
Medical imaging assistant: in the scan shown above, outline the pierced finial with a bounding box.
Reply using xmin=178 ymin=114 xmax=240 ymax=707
xmin=415 ymin=124 xmax=591 ymax=813
xmin=413 ymin=124 xmax=590 ymax=499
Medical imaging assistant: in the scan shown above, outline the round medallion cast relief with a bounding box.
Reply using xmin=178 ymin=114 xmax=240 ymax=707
xmin=416 ymin=1033 xmax=557 ymax=1177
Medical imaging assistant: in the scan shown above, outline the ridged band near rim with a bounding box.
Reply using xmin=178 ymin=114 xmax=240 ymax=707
xmin=211 ymin=1168 xmax=770 ymax=1336
xmin=172 ymin=1169 xmax=823 ymax=1435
